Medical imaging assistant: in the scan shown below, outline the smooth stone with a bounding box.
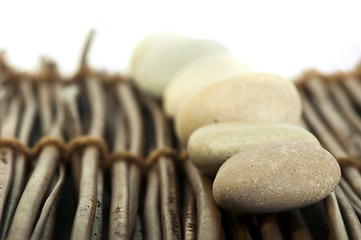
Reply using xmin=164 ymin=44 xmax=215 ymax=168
xmin=212 ymin=141 xmax=341 ymax=214
xmin=130 ymin=31 xmax=228 ymax=97
xmin=175 ymin=73 xmax=302 ymax=145
xmin=163 ymin=53 xmax=251 ymax=117
xmin=188 ymin=123 xmax=320 ymax=177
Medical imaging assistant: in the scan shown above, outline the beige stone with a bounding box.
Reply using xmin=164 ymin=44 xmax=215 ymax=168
xmin=188 ymin=123 xmax=320 ymax=177
xmin=175 ymin=73 xmax=302 ymax=145
xmin=130 ymin=31 xmax=228 ymax=97
xmin=163 ymin=53 xmax=251 ymax=117
xmin=212 ymin=141 xmax=341 ymax=213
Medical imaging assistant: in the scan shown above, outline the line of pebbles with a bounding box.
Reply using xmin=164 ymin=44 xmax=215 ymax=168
xmin=130 ymin=31 xmax=341 ymax=215
xmin=0 ymin=30 xmax=360 ymax=239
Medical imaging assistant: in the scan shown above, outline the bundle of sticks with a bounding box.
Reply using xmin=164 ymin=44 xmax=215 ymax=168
xmin=0 ymin=35 xmax=220 ymax=240
xmin=1 ymin=33 xmax=361 ymax=239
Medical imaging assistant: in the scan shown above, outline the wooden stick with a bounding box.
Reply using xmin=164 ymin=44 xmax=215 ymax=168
xmin=71 ymin=75 xmax=105 ymax=239
xmin=342 ymin=77 xmax=361 ymax=108
xmin=182 ymin=158 xmax=222 ymax=240
xmin=37 ymin=82 xmax=67 ymax=240
xmin=335 ymin=186 xmax=361 ymax=239
xmin=339 ymin=178 xmax=361 ymax=217
xmin=139 ymin=91 xmax=160 ymax=240
xmin=117 ymin=82 xmax=143 ymax=230
xmin=39 ymin=191 xmax=60 ymax=239
xmin=91 ymin=170 xmax=104 ymax=240
xmin=0 ymin=96 xmax=20 ymax=227
xmin=110 ymin=159 xmax=129 ymax=238
xmin=280 ymin=210 xmax=313 ymax=240
xmin=227 ymin=214 xmax=252 ymax=240
xmin=141 ymin=93 xmax=182 ymax=240
xmin=329 ymin=81 xmax=361 ymax=134
xmin=109 ymin=81 xmax=144 ymax=239
xmin=324 ymin=192 xmax=348 ymax=240
xmin=342 ymin=167 xmax=361 ymax=200
xmin=62 ymin=84 xmax=82 ymax=195
xmin=1 ymin=81 xmax=37 ymax=239
xmin=120 ymin=81 xmax=144 ymax=236
xmin=301 ymin=92 xmax=348 ymax=159
xmin=0 ymin=77 xmax=14 ymax=124
xmin=30 ymin=164 xmax=66 ymax=240
xmin=304 ymin=78 xmax=358 ymax=156
xmin=38 ymin=81 xmax=53 ymax=135
xmin=257 ymin=214 xmax=283 ymax=240
xmin=310 ymin=201 xmax=330 ymax=239
xmin=109 ymin=109 xmax=130 ymax=239
xmin=8 ymin=77 xmax=64 ymax=239
xmin=144 ymin=167 xmax=161 ymax=239
xmin=183 ymin=180 xmax=197 ymax=240
xmin=131 ymin=214 xmax=144 ymax=240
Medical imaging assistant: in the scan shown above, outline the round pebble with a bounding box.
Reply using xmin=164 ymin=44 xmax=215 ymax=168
xmin=130 ymin=31 xmax=228 ymax=97
xmin=188 ymin=122 xmax=320 ymax=177
xmin=163 ymin=53 xmax=251 ymax=117
xmin=212 ymin=141 xmax=341 ymax=214
xmin=175 ymin=73 xmax=302 ymax=145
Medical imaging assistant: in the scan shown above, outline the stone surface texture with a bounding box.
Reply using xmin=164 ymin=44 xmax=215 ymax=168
xmin=212 ymin=141 xmax=341 ymax=213
xmin=188 ymin=122 xmax=320 ymax=177
xmin=175 ymin=73 xmax=302 ymax=145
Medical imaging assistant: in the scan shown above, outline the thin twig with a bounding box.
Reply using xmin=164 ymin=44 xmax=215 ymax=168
xmin=80 ymin=29 xmax=95 ymax=68
xmin=257 ymin=214 xmax=283 ymax=240
xmin=342 ymin=77 xmax=361 ymax=108
xmin=182 ymin=180 xmax=197 ymax=240
xmin=62 ymin=84 xmax=82 ymax=195
xmin=40 ymin=191 xmax=61 ymax=239
xmin=1 ymin=80 xmax=37 ymax=239
xmin=183 ymin=158 xmax=222 ymax=240
xmin=301 ymin=92 xmax=348 ymax=159
xmin=342 ymin=167 xmax=361 ymax=201
xmin=0 ymin=96 xmax=20 ymax=228
xmin=310 ymin=201 xmax=330 ymax=239
xmin=131 ymin=214 xmax=144 ymax=240
xmin=304 ymin=78 xmax=359 ymax=157
xmin=30 ymin=164 xmax=66 ymax=240
xmin=8 ymin=66 xmax=64 ymax=239
xmin=141 ymin=93 xmax=183 ymax=240
xmin=227 ymin=214 xmax=252 ymax=240
xmin=144 ymin=168 xmax=161 ymax=239
xmin=109 ymin=108 xmax=130 ymax=239
xmin=339 ymin=178 xmax=361 ymax=217
xmin=71 ymin=75 xmax=105 ymax=239
xmin=324 ymin=192 xmax=349 ymax=240
xmin=108 ymin=83 xmax=131 ymax=239
xmin=329 ymin=81 xmax=361 ymax=135
xmin=279 ymin=210 xmax=313 ymax=240
xmin=91 ymin=170 xmax=104 ymax=240
xmin=112 ymin=80 xmax=143 ymax=238
xmin=335 ymin=186 xmax=361 ymax=239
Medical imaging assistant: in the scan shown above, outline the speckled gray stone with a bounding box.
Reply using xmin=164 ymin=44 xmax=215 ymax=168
xmin=188 ymin=123 xmax=320 ymax=177
xmin=175 ymin=73 xmax=302 ymax=146
xmin=212 ymin=141 xmax=341 ymax=213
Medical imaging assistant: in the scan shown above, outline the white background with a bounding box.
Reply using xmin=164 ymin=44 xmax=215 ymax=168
xmin=1 ymin=0 xmax=361 ymax=80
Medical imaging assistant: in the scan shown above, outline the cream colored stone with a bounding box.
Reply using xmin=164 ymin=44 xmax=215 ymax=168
xmin=130 ymin=31 xmax=228 ymax=97
xmin=175 ymin=73 xmax=302 ymax=145
xmin=163 ymin=53 xmax=251 ymax=117
xmin=188 ymin=123 xmax=320 ymax=177
xmin=212 ymin=141 xmax=341 ymax=213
